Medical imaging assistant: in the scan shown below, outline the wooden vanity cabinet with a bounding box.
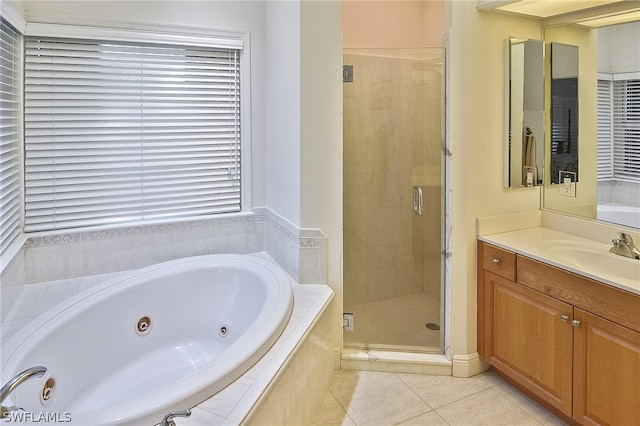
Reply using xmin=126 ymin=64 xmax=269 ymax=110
xmin=477 ymin=241 xmax=640 ymax=425
xmin=573 ymin=308 xmax=640 ymax=426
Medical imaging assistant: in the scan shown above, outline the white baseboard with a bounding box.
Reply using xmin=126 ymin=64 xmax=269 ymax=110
xmin=452 ymin=352 xmax=489 ymax=377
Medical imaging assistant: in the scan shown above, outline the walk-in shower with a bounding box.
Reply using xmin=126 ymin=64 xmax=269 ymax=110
xmin=343 ymin=48 xmax=445 ymax=354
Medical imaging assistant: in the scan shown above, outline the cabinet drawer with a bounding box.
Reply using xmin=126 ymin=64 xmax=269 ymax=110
xmin=518 ymin=256 xmax=640 ymax=334
xmin=482 ymin=243 xmax=516 ymax=281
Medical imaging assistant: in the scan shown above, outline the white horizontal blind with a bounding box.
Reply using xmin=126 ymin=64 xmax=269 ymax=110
xmin=24 ymin=37 xmax=241 ymax=232
xmin=597 ymin=78 xmax=613 ymax=180
xmin=0 ymin=18 xmax=22 ymax=252
xmin=612 ymin=79 xmax=640 ymax=181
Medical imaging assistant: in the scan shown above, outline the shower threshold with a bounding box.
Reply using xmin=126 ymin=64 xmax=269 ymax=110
xmin=340 ymin=347 xmax=452 ymax=375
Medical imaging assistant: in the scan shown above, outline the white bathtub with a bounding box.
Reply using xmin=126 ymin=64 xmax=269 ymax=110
xmin=597 ymin=203 xmax=640 ymax=229
xmin=0 ymin=255 xmax=293 ymax=425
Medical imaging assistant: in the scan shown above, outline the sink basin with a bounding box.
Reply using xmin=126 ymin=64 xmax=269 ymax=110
xmin=541 ymin=240 xmax=640 ymax=290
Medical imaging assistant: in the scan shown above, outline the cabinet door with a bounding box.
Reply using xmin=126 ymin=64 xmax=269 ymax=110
xmin=486 ymin=272 xmax=573 ymax=417
xmin=573 ymin=308 xmax=640 ymax=426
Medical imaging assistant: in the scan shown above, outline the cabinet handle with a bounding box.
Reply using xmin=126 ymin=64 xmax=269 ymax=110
xmin=413 ymin=186 xmax=423 ymax=216
xmin=561 ymin=315 xmax=569 ymax=323
xmin=492 ymin=258 xmax=500 ymax=264
xmin=572 ymin=320 xmax=581 ymax=328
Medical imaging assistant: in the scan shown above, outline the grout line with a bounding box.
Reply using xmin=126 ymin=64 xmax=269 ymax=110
xmin=328 ymin=388 xmax=358 ymax=426
xmin=395 ymin=372 xmax=436 ymax=412
xmin=430 ymin=386 xmax=543 ymax=426
xmin=390 ymin=372 xmax=437 ymax=424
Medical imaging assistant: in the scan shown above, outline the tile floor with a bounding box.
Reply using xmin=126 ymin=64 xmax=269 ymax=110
xmin=311 ymin=369 xmax=568 ymax=426
xmin=344 ymin=292 xmax=442 ymax=350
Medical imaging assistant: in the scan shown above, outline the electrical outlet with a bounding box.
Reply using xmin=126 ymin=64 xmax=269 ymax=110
xmin=558 ymin=171 xmax=576 ymax=197
xmin=526 ymin=172 xmax=534 ymax=186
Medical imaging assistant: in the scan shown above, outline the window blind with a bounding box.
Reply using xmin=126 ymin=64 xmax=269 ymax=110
xmin=612 ymin=79 xmax=640 ymax=181
xmin=597 ymin=78 xmax=613 ymax=180
xmin=24 ymin=37 xmax=241 ymax=232
xmin=0 ymin=18 xmax=22 ymax=252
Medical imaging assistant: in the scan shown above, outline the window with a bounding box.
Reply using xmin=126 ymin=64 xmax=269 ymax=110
xmin=23 ymin=35 xmax=242 ymax=232
xmin=597 ymin=79 xmax=613 ymax=180
xmin=612 ymin=78 xmax=640 ymax=180
xmin=0 ymin=18 xmax=22 ymax=252
xmin=598 ymin=75 xmax=640 ymax=182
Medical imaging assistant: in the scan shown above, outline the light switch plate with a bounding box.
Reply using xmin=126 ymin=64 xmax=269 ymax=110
xmin=559 ymin=171 xmax=576 ymax=197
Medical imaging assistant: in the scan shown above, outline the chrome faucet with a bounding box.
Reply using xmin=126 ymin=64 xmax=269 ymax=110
xmin=1 ymin=366 xmax=47 ymax=415
xmin=610 ymin=232 xmax=640 ymax=259
xmin=156 ymin=409 xmax=192 ymax=426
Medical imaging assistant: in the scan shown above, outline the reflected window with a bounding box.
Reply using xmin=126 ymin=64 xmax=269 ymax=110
xmin=597 ymin=76 xmax=640 ymax=182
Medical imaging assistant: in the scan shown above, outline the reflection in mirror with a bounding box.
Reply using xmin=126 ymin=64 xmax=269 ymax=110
xmin=550 ymin=42 xmax=579 ymax=185
xmin=542 ymin=21 xmax=639 ymax=230
xmin=505 ymin=38 xmax=544 ymax=188
xmin=595 ymin=22 xmax=640 ymax=229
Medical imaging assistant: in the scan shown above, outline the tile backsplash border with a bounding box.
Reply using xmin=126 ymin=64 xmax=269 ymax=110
xmin=264 ymin=208 xmax=327 ymax=284
xmin=22 ymin=212 xmax=267 ymax=248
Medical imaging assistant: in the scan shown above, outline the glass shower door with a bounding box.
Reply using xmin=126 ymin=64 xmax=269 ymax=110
xmin=343 ymin=48 xmax=444 ymax=353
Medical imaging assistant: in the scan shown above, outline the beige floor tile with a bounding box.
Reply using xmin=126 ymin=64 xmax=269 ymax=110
xmin=397 ymin=373 xmax=490 ymax=409
xmin=313 ymin=369 xmax=564 ymax=426
xmin=493 ymin=381 xmax=567 ymax=426
xmin=311 ymin=391 xmax=356 ymax=426
xmin=478 ymin=370 xmax=566 ymax=425
xmin=330 ymin=370 xmax=431 ymax=425
xmin=435 ymin=388 xmax=540 ymax=426
xmin=394 ymin=410 xmax=448 ymax=425
xmin=476 ymin=370 xmax=508 ymax=387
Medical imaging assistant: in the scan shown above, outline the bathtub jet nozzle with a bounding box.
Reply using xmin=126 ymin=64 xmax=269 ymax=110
xmin=0 ymin=366 xmax=47 ymax=415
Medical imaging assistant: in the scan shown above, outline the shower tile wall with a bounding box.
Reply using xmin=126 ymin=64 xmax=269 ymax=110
xmin=344 ymin=52 xmax=442 ymax=309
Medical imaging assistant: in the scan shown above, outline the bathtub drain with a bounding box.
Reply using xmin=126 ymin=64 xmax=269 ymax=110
xmin=219 ymin=326 xmax=229 ymax=337
xmin=136 ymin=316 xmax=153 ymax=335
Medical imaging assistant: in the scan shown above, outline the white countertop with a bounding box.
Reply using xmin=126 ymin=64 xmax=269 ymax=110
xmin=479 ymin=227 xmax=640 ymax=296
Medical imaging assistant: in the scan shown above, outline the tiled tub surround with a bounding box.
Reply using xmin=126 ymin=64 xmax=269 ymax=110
xmin=1 ymin=253 xmax=334 ymax=425
xmin=1 ymin=207 xmax=327 ymax=323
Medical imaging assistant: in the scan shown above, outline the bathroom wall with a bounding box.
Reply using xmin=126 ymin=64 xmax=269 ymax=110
xmin=264 ymin=1 xmax=301 ymax=227
xmin=342 ymin=0 xmax=445 ymax=48
xmin=447 ymin=2 xmax=543 ymax=373
xmin=598 ymin=21 xmax=640 ymax=74
xmin=264 ymin=0 xmax=343 ymax=351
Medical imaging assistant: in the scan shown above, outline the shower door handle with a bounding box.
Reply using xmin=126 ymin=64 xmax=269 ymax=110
xmin=413 ymin=186 xmax=423 ymax=216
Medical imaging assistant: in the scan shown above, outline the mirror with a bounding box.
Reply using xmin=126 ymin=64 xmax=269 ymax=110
xmin=550 ymin=43 xmax=579 ymax=185
xmin=505 ymin=37 xmax=544 ymax=188
xmin=543 ymin=21 xmax=640 ymax=229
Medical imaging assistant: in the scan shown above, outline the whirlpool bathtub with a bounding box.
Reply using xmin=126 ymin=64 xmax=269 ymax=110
xmin=597 ymin=203 xmax=640 ymax=229
xmin=0 ymin=255 xmax=293 ymax=425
